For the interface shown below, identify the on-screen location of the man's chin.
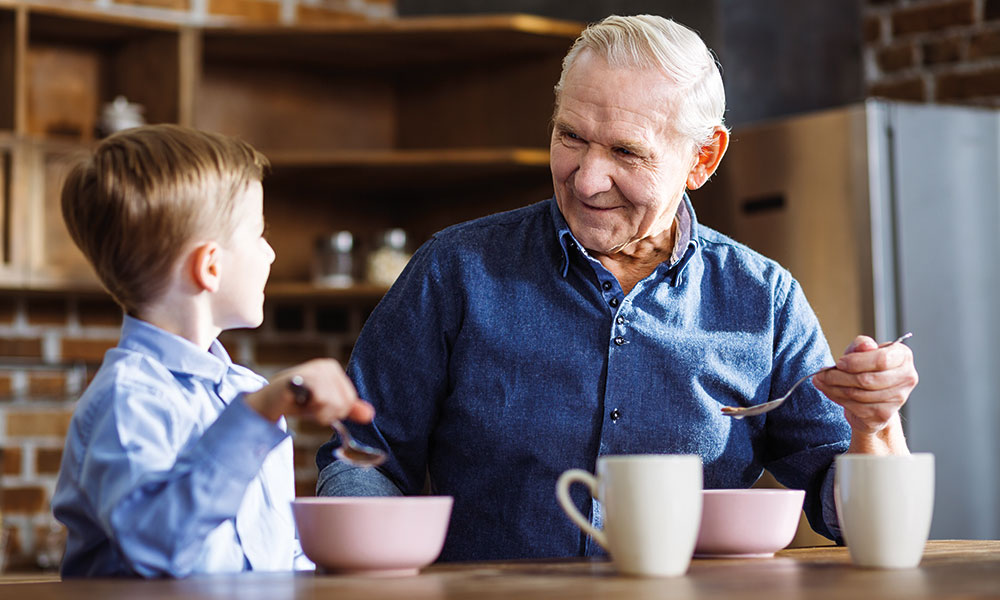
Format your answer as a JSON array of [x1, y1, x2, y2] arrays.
[[565, 220, 618, 251]]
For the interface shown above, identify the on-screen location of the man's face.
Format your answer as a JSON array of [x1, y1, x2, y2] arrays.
[[550, 50, 700, 256]]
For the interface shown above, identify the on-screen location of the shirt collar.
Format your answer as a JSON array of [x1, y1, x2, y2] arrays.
[[551, 195, 698, 279], [117, 315, 232, 384]]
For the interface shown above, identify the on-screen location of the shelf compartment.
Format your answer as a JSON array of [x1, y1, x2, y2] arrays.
[[22, 139, 98, 289], [196, 14, 580, 153], [0, 7, 16, 133], [25, 9, 183, 141], [0, 137, 15, 282], [199, 15, 582, 69], [264, 146, 550, 191], [194, 56, 396, 154], [260, 146, 554, 284]]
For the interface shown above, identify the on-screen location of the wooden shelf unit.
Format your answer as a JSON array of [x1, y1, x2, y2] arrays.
[[0, 2, 582, 295], [23, 8, 188, 141]]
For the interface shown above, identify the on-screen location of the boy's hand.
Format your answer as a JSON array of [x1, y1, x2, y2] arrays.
[[244, 358, 374, 424]]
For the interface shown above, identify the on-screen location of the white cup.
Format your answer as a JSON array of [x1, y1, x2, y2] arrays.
[[556, 454, 703, 577], [834, 453, 935, 568]]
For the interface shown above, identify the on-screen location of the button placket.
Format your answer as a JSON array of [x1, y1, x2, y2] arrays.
[[611, 303, 628, 347]]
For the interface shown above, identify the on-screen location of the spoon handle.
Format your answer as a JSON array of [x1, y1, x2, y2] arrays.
[[288, 375, 311, 406]]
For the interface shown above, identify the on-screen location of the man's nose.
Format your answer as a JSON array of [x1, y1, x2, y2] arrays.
[[572, 148, 614, 197]]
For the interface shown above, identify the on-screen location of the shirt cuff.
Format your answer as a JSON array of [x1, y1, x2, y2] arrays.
[[316, 460, 403, 497], [196, 394, 289, 481], [821, 461, 844, 544]]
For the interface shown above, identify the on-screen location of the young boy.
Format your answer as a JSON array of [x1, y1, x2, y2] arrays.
[[51, 124, 372, 578]]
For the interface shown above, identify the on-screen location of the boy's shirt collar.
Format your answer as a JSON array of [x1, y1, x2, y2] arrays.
[[118, 315, 232, 384]]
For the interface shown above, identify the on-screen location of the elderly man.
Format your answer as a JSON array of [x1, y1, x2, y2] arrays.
[[316, 14, 917, 561]]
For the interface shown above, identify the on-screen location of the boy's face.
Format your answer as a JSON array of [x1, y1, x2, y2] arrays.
[[213, 181, 275, 330]]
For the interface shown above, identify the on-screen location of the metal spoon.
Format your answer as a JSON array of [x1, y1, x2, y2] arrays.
[[720, 332, 913, 420], [287, 375, 387, 467]]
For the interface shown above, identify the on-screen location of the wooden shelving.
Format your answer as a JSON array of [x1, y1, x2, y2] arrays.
[[265, 147, 550, 191], [0, 7, 15, 133], [0, 2, 582, 295], [24, 9, 186, 141], [199, 14, 582, 68], [267, 147, 550, 168], [265, 282, 389, 301]]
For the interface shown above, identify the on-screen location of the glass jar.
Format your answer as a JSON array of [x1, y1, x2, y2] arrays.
[[366, 228, 412, 287], [313, 231, 355, 288]]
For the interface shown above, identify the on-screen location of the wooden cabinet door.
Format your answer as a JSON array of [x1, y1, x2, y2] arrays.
[[0, 138, 28, 286], [22, 141, 99, 290]]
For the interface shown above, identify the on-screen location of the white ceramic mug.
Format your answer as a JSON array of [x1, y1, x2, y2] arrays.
[[556, 454, 703, 577], [835, 453, 935, 568]]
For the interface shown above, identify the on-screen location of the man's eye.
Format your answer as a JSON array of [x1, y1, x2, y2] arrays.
[[615, 147, 634, 156], [563, 131, 581, 141]]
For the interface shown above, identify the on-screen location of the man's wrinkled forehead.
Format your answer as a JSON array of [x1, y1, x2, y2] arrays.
[[553, 51, 688, 145]]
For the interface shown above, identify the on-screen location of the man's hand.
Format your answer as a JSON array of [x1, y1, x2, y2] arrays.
[[812, 335, 918, 455]]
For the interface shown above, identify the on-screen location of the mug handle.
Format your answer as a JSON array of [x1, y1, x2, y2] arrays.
[[556, 469, 608, 551]]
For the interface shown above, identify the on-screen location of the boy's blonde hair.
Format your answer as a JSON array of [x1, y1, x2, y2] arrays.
[[61, 124, 269, 315]]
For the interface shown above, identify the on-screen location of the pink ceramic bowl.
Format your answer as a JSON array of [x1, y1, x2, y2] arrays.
[[292, 496, 453, 576], [695, 489, 805, 557]]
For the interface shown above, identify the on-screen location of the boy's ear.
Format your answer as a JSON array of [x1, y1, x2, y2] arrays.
[[190, 242, 222, 293]]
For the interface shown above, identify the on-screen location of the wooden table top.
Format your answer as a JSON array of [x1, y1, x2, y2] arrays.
[[0, 540, 997, 599]]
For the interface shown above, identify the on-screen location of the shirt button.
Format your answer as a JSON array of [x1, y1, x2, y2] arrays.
[[610, 408, 622, 421], [614, 336, 625, 346], [616, 316, 624, 325], [602, 281, 612, 291], [609, 297, 619, 308]]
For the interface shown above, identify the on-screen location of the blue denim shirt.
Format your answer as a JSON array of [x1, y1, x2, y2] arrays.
[[317, 196, 850, 561], [53, 316, 313, 577]]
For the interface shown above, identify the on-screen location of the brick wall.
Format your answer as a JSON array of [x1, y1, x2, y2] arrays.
[[865, 0, 1000, 104], [0, 292, 375, 571]]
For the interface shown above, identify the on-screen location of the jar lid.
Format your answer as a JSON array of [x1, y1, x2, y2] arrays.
[[317, 231, 354, 252], [377, 228, 407, 250]]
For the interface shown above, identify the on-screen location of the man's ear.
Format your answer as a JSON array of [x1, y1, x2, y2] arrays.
[[190, 242, 222, 293], [686, 127, 729, 190]]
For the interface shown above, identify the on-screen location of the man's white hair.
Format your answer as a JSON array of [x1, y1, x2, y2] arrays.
[[555, 14, 728, 148]]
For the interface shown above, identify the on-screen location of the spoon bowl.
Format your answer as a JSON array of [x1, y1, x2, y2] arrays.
[[288, 376, 387, 467], [330, 418, 386, 467]]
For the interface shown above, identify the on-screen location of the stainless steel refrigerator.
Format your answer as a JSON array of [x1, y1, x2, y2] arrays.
[[695, 100, 1000, 540]]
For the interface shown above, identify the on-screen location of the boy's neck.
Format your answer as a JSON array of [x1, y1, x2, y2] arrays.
[[137, 294, 221, 351]]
